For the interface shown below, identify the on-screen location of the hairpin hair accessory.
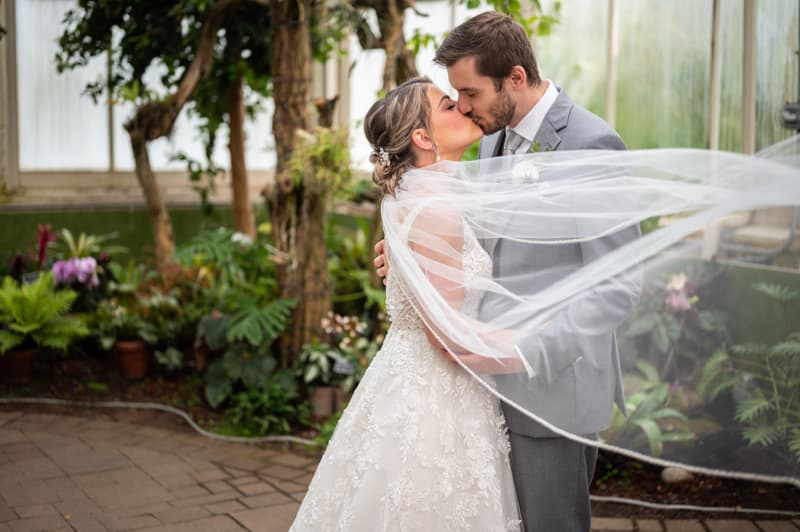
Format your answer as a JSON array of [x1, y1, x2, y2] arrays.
[[373, 147, 391, 169]]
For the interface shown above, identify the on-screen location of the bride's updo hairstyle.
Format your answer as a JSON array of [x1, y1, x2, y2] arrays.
[[364, 77, 434, 195]]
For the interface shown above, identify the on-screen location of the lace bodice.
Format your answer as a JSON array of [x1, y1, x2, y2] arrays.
[[385, 220, 492, 328]]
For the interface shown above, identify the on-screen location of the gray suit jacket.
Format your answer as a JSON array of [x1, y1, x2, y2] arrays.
[[478, 89, 640, 439]]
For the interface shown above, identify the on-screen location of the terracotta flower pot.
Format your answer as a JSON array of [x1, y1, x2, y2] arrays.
[[194, 345, 211, 372], [309, 386, 337, 420], [0, 347, 40, 384], [115, 340, 150, 379], [333, 387, 349, 411]]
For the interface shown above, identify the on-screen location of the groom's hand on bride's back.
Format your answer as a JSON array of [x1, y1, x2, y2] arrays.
[[373, 240, 388, 285]]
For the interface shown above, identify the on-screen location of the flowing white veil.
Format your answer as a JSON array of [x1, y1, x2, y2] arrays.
[[381, 136, 800, 491]]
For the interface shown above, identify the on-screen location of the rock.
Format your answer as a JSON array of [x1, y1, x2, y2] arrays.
[[661, 466, 694, 483]]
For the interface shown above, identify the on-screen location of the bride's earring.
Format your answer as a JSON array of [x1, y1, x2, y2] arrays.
[[435, 147, 440, 162]]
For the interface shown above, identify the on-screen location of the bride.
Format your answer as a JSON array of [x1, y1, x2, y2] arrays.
[[289, 77, 523, 531]]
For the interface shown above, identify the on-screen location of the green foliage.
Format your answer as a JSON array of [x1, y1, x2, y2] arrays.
[[205, 339, 282, 406], [697, 347, 738, 402], [406, 0, 560, 56], [155, 346, 184, 372], [195, 312, 230, 351], [175, 227, 279, 301], [640, 216, 661, 235], [604, 360, 694, 456], [620, 265, 730, 385], [0, 273, 88, 353], [92, 297, 159, 349], [56, 228, 127, 259], [312, 406, 345, 448], [752, 282, 799, 304], [54, 0, 278, 204], [205, 343, 277, 408], [296, 340, 343, 386], [173, 227, 295, 408], [57, 1, 203, 103], [227, 299, 296, 347], [698, 283, 800, 462], [198, 300, 295, 408], [171, 151, 225, 216], [297, 312, 386, 393], [327, 217, 385, 315], [225, 372, 309, 436], [287, 129, 352, 194]]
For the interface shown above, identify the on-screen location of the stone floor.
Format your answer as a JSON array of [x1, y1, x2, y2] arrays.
[[0, 409, 797, 532]]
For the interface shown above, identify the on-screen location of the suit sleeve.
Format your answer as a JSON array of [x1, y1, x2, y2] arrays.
[[515, 223, 642, 383], [516, 127, 639, 382]]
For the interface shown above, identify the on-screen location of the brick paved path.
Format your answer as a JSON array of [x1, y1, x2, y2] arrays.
[[0, 409, 797, 532]]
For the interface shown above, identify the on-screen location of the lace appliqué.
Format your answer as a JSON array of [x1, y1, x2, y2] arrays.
[[290, 223, 521, 532]]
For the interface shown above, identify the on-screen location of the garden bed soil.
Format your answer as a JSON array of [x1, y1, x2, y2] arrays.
[[1, 351, 797, 521]]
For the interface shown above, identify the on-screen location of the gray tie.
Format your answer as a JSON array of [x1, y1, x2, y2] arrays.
[[502, 129, 526, 156]]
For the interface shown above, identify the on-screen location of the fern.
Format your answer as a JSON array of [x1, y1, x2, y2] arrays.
[[227, 298, 297, 347], [698, 348, 735, 401], [771, 339, 800, 358], [752, 282, 798, 303], [742, 419, 788, 447], [33, 317, 89, 350], [731, 343, 768, 357], [735, 395, 775, 423], [0, 330, 23, 352], [790, 428, 800, 463], [0, 273, 87, 353]]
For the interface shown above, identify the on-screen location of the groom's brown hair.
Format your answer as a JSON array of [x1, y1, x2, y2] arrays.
[[434, 11, 541, 91]]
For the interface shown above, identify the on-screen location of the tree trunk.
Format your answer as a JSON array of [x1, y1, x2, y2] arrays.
[[266, 0, 331, 367], [227, 76, 255, 238], [129, 130, 174, 263], [123, 0, 246, 262], [0, 0, 6, 41], [353, 0, 419, 92]]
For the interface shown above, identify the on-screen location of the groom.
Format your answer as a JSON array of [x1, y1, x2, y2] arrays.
[[375, 11, 640, 532]]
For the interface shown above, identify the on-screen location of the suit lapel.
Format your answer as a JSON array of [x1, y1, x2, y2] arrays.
[[534, 119, 563, 152], [479, 129, 505, 159], [533, 89, 573, 152], [492, 129, 506, 157]]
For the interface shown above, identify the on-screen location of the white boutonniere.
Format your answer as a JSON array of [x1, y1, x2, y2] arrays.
[[511, 160, 540, 184]]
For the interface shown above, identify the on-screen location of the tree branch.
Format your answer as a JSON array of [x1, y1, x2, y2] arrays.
[[0, 0, 5, 41], [125, 0, 245, 140]]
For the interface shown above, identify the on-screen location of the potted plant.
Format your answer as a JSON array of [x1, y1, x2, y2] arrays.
[[297, 312, 386, 419], [0, 272, 88, 383], [94, 298, 158, 379], [296, 340, 344, 420], [194, 310, 230, 371]]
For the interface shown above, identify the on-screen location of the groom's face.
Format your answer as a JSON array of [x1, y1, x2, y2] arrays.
[[447, 56, 516, 135]]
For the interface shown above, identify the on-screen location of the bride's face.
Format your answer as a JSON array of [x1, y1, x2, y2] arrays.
[[426, 85, 482, 160]]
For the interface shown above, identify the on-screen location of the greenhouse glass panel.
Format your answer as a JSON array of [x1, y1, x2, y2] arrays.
[[615, 0, 712, 149], [17, 0, 109, 170]]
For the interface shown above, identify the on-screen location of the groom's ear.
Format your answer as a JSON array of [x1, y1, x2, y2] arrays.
[[411, 128, 435, 152], [508, 65, 527, 90]]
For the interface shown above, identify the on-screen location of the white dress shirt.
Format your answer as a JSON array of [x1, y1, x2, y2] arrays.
[[504, 80, 559, 154]]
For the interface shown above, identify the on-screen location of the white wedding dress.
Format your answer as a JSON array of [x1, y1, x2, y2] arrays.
[[289, 224, 521, 532]]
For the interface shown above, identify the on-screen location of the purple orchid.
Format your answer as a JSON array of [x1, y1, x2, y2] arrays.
[[52, 257, 99, 288]]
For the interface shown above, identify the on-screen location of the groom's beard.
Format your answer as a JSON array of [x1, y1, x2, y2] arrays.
[[472, 89, 516, 135]]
